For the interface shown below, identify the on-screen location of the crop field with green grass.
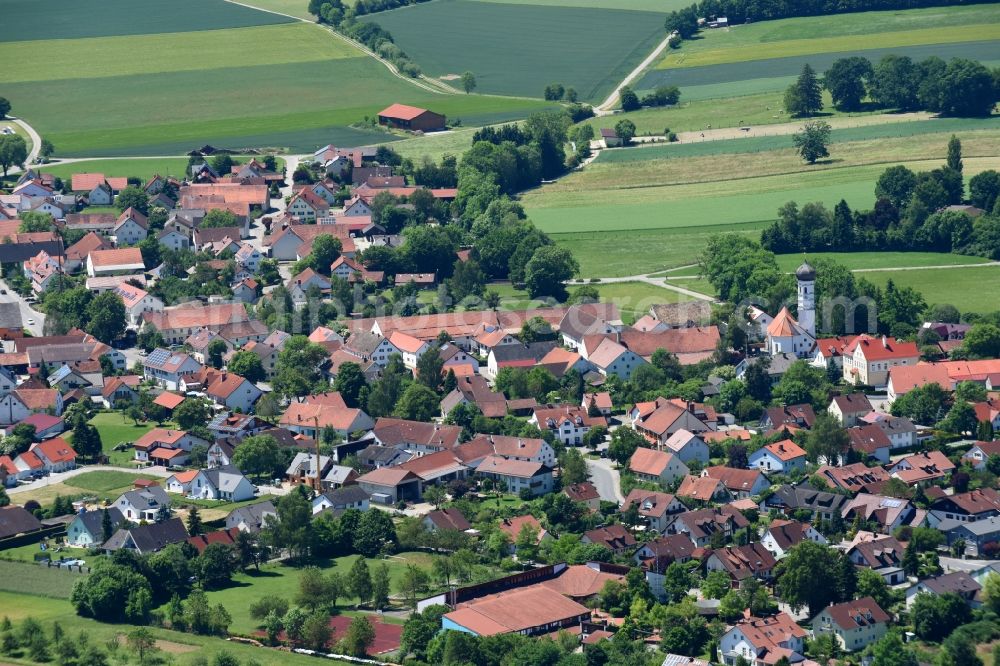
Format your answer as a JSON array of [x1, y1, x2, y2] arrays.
[[365, 0, 666, 101], [654, 5, 1000, 69], [774, 252, 991, 272], [1, 0, 551, 156], [233, 0, 317, 19], [0, 0, 294, 42], [0, 561, 86, 599], [596, 117, 1000, 162], [639, 39, 1000, 92], [863, 265, 1000, 313]]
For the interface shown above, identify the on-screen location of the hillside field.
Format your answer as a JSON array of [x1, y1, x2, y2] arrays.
[[0, 0, 551, 156], [365, 0, 667, 101], [863, 265, 1000, 313]]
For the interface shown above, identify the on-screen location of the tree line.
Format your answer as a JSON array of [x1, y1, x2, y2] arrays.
[[785, 56, 998, 117], [308, 0, 424, 77], [665, 0, 987, 41], [761, 137, 1000, 260]]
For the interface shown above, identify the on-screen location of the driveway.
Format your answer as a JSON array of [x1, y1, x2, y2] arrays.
[[586, 456, 624, 504], [0, 280, 45, 336], [939, 555, 1000, 573]]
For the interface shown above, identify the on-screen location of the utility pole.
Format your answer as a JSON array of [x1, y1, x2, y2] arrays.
[[313, 415, 322, 493]]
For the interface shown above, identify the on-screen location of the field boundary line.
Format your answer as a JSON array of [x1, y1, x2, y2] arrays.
[[222, 0, 451, 95]]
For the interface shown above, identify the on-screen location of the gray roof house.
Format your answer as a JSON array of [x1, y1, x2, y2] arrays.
[[66, 507, 125, 548], [189, 465, 256, 502], [938, 515, 1000, 557], [103, 517, 188, 554], [311, 485, 370, 515], [115, 486, 171, 523], [225, 500, 276, 533]]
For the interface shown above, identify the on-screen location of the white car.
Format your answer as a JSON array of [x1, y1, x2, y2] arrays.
[[27, 319, 35, 325]]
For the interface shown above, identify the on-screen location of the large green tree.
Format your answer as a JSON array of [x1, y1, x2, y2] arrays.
[[231, 435, 282, 480], [84, 291, 127, 343], [524, 246, 578, 300], [824, 56, 872, 111], [784, 64, 823, 116], [0, 135, 27, 177], [793, 121, 832, 164], [775, 541, 854, 616]]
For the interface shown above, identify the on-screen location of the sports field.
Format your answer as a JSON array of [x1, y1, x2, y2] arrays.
[[365, 0, 666, 101], [0, 0, 550, 156]]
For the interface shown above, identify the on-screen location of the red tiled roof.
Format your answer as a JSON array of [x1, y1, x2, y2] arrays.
[[186, 527, 240, 554], [31, 437, 76, 464], [153, 392, 185, 409], [378, 103, 431, 121]]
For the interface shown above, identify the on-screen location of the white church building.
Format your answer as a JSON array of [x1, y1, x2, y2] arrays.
[[765, 261, 817, 358]]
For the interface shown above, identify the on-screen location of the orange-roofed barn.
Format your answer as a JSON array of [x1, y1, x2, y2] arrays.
[[377, 104, 446, 132]]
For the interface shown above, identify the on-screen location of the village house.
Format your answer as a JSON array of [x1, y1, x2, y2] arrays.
[[142, 349, 203, 390], [761, 518, 827, 559], [114, 486, 172, 523], [760, 404, 815, 432], [113, 208, 148, 245], [356, 467, 423, 504], [847, 425, 893, 464], [816, 463, 891, 494], [842, 335, 919, 387], [582, 524, 636, 555], [475, 455, 554, 497], [312, 485, 370, 516], [0, 388, 64, 425], [671, 507, 748, 547], [846, 534, 906, 584], [889, 450, 955, 486], [927, 487, 1000, 527], [498, 515, 551, 555], [859, 412, 918, 449], [623, 488, 686, 533], [15, 437, 77, 476], [661, 429, 710, 465], [66, 508, 126, 548], [185, 465, 256, 502], [103, 518, 188, 554], [564, 481, 602, 512], [530, 405, 606, 447], [182, 368, 262, 413], [140, 302, 250, 346], [422, 507, 472, 533], [905, 571, 981, 609], [677, 475, 732, 505], [811, 597, 889, 651], [719, 612, 808, 666], [114, 282, 163, 327], [703, 466, 770, 499], [761, 484, 849, 521], [829, 393, 874, 427], [632, 398, 715, 444], [747, 439, 807, 474], [706, 542, 777, 584], [86, 248, 144, 277], [628, 447, 689, 485], [226, 501, 276, 533], [634, 534, 695, 583]]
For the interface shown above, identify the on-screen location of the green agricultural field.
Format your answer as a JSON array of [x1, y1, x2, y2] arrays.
[[0, 0, 294, 42], [863, 265, 1000, 313], [471, 0, 686, 9], [233, 0, 317, 19], [366, 0, 666, 101], [774, 252, 990, 272], [552, 221, 767, 278], [639, 39, 1000, 92], [0, 561, 85, 599], [595, 117, 1000, 163], [654, 4, 1000, 69], [0, 590, 353, 665]]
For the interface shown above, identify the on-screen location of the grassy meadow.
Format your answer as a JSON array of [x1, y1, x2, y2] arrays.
[[653, 4, 1000, 69], [366, 0, 666, 101], [470, 0, 687, 8], [862, 265, 1000, 313]]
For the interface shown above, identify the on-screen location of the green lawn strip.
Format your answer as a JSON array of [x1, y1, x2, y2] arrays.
[[862, 265, 1000, 313], [204, 553, 446, 635], [775, 252, 990, 272], [366, 0, 666, 101], [66, 413, 156, 466], [592, 281, 692, 324], [380, 127, 482, 163], [596, 116, 1000, 162], [668, 277, 717, 296], [64, 470, 162, 494], [0, 24, 359, 83], [549, 222, 767, 277], [655, 5, 1000, 64], [225, 0, 317, 20], [0, 542, 91, 564], [0, 561, 85, 599], [0, 591, 352, 665], [0, 0, 293, 43], [640, 39, 1000, 91]]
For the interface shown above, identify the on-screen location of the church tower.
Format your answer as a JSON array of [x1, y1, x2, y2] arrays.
[[796, 261, 816, 337]]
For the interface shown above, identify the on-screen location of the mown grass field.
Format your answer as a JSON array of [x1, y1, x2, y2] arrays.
[[204, 552, 444, 634], [0, 0, 294, 42], [595, 117, 1000, 162], [1, 0, 551, 156], [532, 147, 1000, 276], [0, 561, 85, 599], [0, 590, 353, 665], [78, 412, 157, 466], [366, 0, 666, 101], [863, 265, 1000, 313], [773, 252, 990, 272], [233, 0, 317, 19], [39, 156, 286, 182], [8, 469, 161, 506], [654, 4, 1000, 69]]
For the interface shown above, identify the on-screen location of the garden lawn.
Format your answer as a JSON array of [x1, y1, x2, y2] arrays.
[[590, 282, 693, 324], [654, 4, 1000, 68], [862, 265, 1000, 313], [366, 0, 666, 101], [0, 590, 353, 665], [0, 0, 293, 42], [64, 470, 161, 494], [82, 412, 157, 465], [204, 552, 445, 635]]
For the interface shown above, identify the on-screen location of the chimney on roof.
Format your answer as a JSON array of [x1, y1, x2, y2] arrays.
[[882, 335, 888, 347], [687, 401, 695, 414]]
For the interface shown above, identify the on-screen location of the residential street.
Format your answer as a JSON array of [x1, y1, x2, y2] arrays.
[[0, 278, 45, 336], [586, 456, 624, 504]]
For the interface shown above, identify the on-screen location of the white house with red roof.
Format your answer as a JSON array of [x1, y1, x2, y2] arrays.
[[811, 597, 889, 651], [113, 282, 163, 326], [628, 447, 689, 485], [287, 268, 331, 305], [113, 207, 148, 245], [475, 455, 554, 497], [962, 440, 1000, 471], [287, 189, 331, 221], [747, 439, 807, 474], [20, 437, 77, 474], [719, 612, 809, 666], [530, 405, 606, 446], [86, 247, 145, 277], [388, 331, 428, 370], [842, 334, 919, 387], [0, 388, 63, 425]]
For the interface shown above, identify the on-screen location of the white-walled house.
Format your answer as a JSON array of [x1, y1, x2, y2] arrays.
[[747, 439, 807, 474], [811, 598, 889, 652], [662, 429, 710, 465], [187, 465, 256, 502]]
